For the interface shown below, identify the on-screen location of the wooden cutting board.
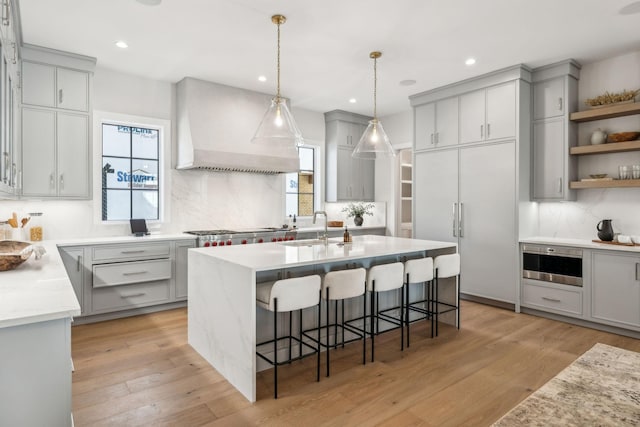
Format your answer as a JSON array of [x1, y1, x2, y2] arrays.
[[592, 239, 639, 246]]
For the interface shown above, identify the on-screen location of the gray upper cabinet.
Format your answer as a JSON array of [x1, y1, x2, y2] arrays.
[[414, 97, 458, 151], [531, 60, 580, 202], [325, 110, 375, 202], [22, 61, 89, 112], [20, 45, 95, 199], [459, 82, 516, 144]]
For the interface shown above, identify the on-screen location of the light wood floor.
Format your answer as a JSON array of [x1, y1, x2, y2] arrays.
[[71, 301, 640, 426]]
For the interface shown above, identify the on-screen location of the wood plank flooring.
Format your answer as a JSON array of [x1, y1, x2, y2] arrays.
[[71, 302, 640, 426]]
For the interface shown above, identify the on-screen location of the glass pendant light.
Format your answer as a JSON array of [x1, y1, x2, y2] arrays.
[[352, 51, 395, 159], [252, 15, 304, 149]]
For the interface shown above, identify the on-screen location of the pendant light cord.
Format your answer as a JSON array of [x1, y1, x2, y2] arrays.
[[276, 20, 281, 102], [373, 56, 377, 120]]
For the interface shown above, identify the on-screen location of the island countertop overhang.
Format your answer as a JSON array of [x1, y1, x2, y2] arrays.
[[190, 235, 458, 271]]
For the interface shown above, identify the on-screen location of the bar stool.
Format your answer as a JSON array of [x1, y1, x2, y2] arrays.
[[317, 268, 367, 377], [433, 253, 461, 337], [360, 262, 405, 362], [255, 275, 322, 399], [403, 257, 435, 346]]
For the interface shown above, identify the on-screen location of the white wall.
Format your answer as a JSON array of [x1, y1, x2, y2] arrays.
[[538, 50, 640, 239], [2, 66, 325, 239]]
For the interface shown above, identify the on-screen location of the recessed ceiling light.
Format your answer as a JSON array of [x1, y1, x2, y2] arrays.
[[399, 79, 416, 86], [349, 98, 357, 103], [115, 41, 128, 49], [136, 0, 162, 6], [258, 75, 267, 82], [619, 1, 640, 14], [465, 57, 476, 66]]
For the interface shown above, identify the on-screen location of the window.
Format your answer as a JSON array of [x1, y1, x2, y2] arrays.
[[101, 124, 160, 221], [285, 146, 315, 217]]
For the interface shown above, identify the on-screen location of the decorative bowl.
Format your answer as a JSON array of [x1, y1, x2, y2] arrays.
[[607, 132, 640, 143], [589, 174, 608, 179], [0, 241, 35, 271]]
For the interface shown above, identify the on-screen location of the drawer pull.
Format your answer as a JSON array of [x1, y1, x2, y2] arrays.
[[121, 250, 145, 254], [122, 270, 148, 276], [542, 296, 561, 303], [120, 292, 146, 298]]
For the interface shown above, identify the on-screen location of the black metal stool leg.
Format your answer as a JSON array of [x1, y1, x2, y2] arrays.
[[273, 298, 278, 399], [326, 287, 330, 377], [405, 274, 410, 348], [400, 286, 404, 351], [317, 290, 321, 382], [362, 290, 367, 365], [288, 311, 293, 363], [371, 282, 375, 363]]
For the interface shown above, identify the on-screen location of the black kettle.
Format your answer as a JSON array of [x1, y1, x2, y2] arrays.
[[597, 219, 614, 241]]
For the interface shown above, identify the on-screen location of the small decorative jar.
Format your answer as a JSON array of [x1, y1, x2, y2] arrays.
[[28, 212, 44, 241]]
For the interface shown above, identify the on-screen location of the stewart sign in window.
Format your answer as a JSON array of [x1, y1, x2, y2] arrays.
[[102, 124, 160, 221]]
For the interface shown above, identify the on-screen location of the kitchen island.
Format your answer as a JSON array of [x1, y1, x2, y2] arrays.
[[188, 235, 457, 402]]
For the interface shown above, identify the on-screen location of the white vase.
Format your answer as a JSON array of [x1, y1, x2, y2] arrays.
[[590, 128, 607, 145]]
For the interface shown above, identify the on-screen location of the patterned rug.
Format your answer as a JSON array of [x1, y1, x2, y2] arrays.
[[492, 343, 640, 426]]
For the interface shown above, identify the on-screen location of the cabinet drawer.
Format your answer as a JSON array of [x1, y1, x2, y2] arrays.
[[522, 283, 582, 316], [92, 243, 170, 262], [93, 259, 171, 288], [92, 280, 171, 312]]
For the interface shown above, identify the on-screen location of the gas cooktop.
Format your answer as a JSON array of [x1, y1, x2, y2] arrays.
[[185, 230, 237, 235]]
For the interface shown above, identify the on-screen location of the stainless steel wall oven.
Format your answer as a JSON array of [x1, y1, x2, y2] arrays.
[[522, 244, 583, 287]]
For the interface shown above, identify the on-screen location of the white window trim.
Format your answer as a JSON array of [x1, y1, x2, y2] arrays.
[[285, 140, 323, 219], [93, 110, 171, 226]]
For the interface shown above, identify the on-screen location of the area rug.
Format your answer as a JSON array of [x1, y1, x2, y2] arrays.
[[492, 343, 640, 426]]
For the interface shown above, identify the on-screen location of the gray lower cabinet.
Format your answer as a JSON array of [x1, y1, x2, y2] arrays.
[[592, 252, 640, 330], [59, 238, 196, 320], [0, 317, 73, 427], [175, 240, 196, 300]]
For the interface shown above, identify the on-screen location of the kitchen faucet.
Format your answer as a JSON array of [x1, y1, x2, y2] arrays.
[[313, 211, 328, 243]]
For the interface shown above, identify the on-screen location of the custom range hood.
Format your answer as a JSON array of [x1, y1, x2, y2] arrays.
[[176, 77, 299, 174]]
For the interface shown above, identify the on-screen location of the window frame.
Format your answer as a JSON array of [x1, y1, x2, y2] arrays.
[[285, 144, 316, 217]]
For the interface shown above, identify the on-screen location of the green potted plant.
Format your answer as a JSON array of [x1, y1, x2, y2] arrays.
[[342, 202, 374, 226]]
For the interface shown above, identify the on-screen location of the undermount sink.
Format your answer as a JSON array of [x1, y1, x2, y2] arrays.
[[279, 239, 335, 247]]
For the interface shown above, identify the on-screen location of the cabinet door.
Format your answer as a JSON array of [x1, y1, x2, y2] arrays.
[[175, 241, 196, 299], [486, 82, 516, 141], [336, 120, 352, 147], [57, 68, 89, 112], [57, 112, 89, 198], [336, 147, 352, 200], [21, 108, 56, 196], [59, 248, 84, 314], [533, 119, 564, 200], [414, 103, 436, 150], [533, 78, 564, 120], [592, 252, 640, 328], [351, 122, 366, 147], [414, 149, 458, 243], [360, 158, 375, 201], [435, 97, 459, 147], [459, 90, 485, 144], [459, 142, 516, 303], [21, 61, 56, 108]]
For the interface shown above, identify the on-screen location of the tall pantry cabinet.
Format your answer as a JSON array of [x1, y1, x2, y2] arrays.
[[21, 45, 95, 199], [410, 65, 533, 305]]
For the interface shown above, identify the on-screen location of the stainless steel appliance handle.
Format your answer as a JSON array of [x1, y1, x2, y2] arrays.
[[122, 271, 148, 276], [557, 177, 562, 194], [542, 296, 561, 303], [452, 202, 457, 237], [459, 202, 464, 237]]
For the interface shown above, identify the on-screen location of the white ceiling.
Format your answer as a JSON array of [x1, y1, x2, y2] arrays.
[[17, 0, 640, 116]]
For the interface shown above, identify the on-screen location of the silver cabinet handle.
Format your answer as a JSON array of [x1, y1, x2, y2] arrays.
[[76, 255, 82, 272], [480, 124, 484, 139], [11, 163, 16, 186], [2, 1, 9, 26], [636, 263, 639, 281], [50, 173, 55, 189], [459, 202, 464, 237], [122, 271, 148, 276], [452, 202, 457, 237], [430, 133, 434, 145], [121, 250, 145, 254], [557, 177, 562, 194], [11, 42, 16, 64], [542, 296, 561, 303], [59, 89, 63, 104], [558, 97, 563, 111], [435, 132, 439, 144], [2, 152, 8, 182], [487, 123, 491, 138], [120, 292, 146, 298], [60, 174, 64, 190]]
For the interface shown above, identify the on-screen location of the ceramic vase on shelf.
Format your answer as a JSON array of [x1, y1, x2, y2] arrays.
[[354, 214, 364, 226], [597, 219, 614, 241], [590, 128, 607, 145]]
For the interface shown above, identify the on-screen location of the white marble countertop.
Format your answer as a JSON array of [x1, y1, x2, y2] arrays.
[[56, 233, 196, 247], [520, 236, 640, 253], [0, 233, 196, 329], [191, 234, 456, 271], [0, 241, 80, 329]]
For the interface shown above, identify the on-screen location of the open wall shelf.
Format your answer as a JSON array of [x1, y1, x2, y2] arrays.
[[570, 102, 640, 122]]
